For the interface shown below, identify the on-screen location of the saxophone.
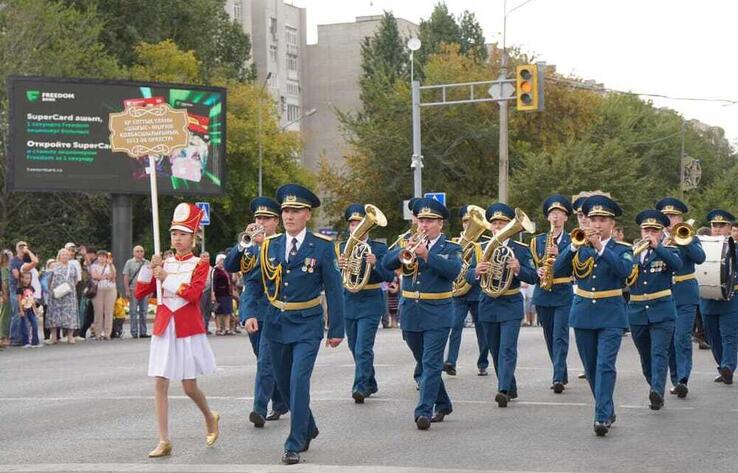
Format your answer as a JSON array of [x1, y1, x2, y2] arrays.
[[538, 223, 557, 291]]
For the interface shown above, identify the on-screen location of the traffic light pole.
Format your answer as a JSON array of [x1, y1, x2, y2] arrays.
[[498, 53, 510, 203], [411, 80, 423, 198]]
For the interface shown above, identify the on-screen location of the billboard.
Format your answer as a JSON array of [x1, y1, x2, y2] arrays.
[[6, 76, 227, 195]]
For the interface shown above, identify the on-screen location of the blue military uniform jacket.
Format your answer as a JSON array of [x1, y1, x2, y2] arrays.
[[627, 244, 682, 325], [337, 239, 394, 320], [256, 232, 345, 344], [384, 234, 462, 331], [554, 239, 634, 329], [701, 245, 738, 315], [465, 240, 539, 323], [224, 244, 264, 323], [672, 239, 706, 307], [530, 231, 573, 307]]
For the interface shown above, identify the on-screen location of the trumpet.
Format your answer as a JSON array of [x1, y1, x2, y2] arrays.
[[671, 219, 696, 246], [238, 223, 265, 249], [570, 228, 599, 247], [399, 230, 428, 266], [632, 238, 652, 256]]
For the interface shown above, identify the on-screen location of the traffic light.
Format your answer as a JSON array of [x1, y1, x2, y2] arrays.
[[516, 63, 545, 112]]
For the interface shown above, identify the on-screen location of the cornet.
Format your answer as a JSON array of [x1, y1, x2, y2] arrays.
[[399, 231, 428, 266], [238, 223, 265, 249], [632, 238, 652, 256], [570, 228, 599, 247]]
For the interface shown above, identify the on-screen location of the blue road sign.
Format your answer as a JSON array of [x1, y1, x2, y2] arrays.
[[424, 192, 446, 206], [195, 202, 210, 226]]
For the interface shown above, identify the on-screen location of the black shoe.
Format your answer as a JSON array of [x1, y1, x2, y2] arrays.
[[594, 421, 609, 437], [649, 391, 664, 410], [672, 383, 688, 398], [478, 367, 488, 376], [552, 382, 565, 394], [698, 341, 711, 350], [509, 389, 518, 400], [301, 428, 319, 452], [443, 363, 456, 376], [249, 411, 266, 428], [714, 375, 725, 383], [431, 409, 452, 423], [416, 416, 431, 430], [140, 334, 151, 338], [266, 409, 287, 421], [719, 366, 734, 385], [578, 372, 587, 380], [281, 451, 300, 465], [495, 392, 509, 408], [352, 391, 366, 404], [607, 414, 617, 426]]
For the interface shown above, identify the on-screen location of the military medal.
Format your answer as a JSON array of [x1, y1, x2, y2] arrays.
[[308, 257, 316, 273], [302, 257, 310, 272]]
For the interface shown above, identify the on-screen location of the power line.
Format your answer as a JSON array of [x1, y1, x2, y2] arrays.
[[548, 76, 738, 105]]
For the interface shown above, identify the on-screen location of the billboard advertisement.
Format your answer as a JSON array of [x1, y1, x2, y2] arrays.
[[7, 76, 226, 195]]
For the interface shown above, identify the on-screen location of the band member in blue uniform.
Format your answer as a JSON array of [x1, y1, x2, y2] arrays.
[[554, 195, 633, 436], [656, 198, 706, 398], [337, 204, 394, 403], [384, 198, 462, 429], [700, 209, 738, 385], [445, 205, 490, 377], [244, 184, 345, 465], [626, 210, 682, 410], [466, 203, 538, 407], [225, 197, 289, 427], [530, 195, 574, 393]]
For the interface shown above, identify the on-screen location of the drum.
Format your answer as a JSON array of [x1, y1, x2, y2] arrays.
[[695, 236, 737, 301]]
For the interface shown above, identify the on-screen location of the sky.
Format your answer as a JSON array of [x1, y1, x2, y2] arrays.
[[291, 0, 738, 149]]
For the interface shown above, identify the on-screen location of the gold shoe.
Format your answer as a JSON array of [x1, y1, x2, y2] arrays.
[[206, 411, 220, 446], [148, 441, 172, 458]]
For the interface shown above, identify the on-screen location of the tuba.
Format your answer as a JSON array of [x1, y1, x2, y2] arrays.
[[341, 204, 388, 293], [479, 208, 535, 298], [239, 223, 265, 249], [452, 206, 491, 297]]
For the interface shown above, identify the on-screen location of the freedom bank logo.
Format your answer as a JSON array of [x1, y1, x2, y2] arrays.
[[26, 90, 75, 102]]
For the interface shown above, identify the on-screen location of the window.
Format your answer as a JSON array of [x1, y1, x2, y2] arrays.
[[285, 26, 297, 46], [286, 81, 300, 96], [233, 2, 241, 20], [269, 17, 277, 39], [287, 104, 300, 122], [287, 54, 298, 72], [269, 45, 277, 62]]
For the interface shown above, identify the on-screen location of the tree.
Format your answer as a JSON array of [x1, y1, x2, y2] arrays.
[[63, 0, 254, 82], [130, 40, 201, 84], [459, 11, 488, 63], [0, 0, 122, 255]]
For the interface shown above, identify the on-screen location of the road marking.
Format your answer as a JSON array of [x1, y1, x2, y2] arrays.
[[0, 463, 591, 473]]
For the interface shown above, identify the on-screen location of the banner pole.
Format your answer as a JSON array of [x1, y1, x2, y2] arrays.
[[148, 155, 163, 304]]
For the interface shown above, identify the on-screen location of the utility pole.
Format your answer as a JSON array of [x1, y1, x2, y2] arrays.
[[498, 52, 510, 203], [411, 80, 423, 198], [679, 120, 686, 199]]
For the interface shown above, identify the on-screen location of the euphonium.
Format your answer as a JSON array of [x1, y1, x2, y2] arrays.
[[671, 219, 696, 246], [239, 223, 265, 248], [452, 206, 491, 297], [539, 223, 557, 291], [479, 208, 535, 298], [341, 204, 388, 293], [399, 230, 428, 266]]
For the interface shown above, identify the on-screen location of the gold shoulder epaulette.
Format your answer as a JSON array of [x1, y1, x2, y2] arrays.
[[615, 240, 632, 247], [266, 233, 282, 240], [312, 232, 333, 242], [446, 239, 461, 248]]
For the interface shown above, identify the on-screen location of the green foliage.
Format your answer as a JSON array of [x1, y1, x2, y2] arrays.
[[63, 0, 254, 82], [416, 3, 487, 69], [322, 20, 736, 243]]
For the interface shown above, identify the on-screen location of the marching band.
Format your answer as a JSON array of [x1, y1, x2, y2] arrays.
[[142, 184, 738, 463]]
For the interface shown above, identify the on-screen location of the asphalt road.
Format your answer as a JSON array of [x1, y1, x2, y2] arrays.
[[1, 325, 737, 473]]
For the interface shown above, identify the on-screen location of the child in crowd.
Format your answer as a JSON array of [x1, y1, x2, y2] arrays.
[[112, 294, 127, 338], [16, 272, 41, 347]]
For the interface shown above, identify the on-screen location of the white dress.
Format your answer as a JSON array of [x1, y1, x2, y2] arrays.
[[141, 256, 217, 380]]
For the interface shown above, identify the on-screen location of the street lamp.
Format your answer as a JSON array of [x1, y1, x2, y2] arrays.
[[407, 37, 423, 198], [280, 107, 317, 131], [258, 72, 272, 197]]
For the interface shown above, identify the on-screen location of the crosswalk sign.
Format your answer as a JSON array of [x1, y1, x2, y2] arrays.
[[424, 192, 446, 206], [195, 202, 210, 226]]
